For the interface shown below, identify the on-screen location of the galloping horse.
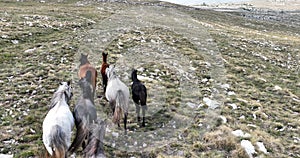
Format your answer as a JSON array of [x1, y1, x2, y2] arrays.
[[42, 82, 74, 158], [78, 54, 97, 101], [101, 52, 109, 93], [131, 69, 148, 127], [69, 74, 97, 153], [83, 119, 107, 158], [105, 66, 130, 131]]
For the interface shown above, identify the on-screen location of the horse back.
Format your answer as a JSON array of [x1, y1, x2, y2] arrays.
[[78, 64, 97, 89], [132, 82, 147, 105]]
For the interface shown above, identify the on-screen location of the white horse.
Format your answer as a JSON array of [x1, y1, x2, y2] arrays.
[[105, 66, 130, 131], [42, 81, 74, 158]]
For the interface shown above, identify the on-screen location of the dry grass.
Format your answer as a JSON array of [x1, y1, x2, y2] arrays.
[[0, 0, 299, 157]]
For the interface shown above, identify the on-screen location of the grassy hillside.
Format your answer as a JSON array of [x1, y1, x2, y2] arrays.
[[0, 0, 299, 157]]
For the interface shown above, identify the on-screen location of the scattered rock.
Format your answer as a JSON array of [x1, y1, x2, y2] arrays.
[[252, 113, 256, 120], [247, 124, 257, 129], [274, 85, 282, 91], [186, 102, 197, 108], [218, 115, 227, 123], [201, 78, 209, 83], [220, 83, 230, 90], [24, 48, 37, 53], [0, 154, 13, 158], [112, 132, 119, 138], [203, 97, 220, 109], [232, 129, 251, 138], [256, 142, 268, 154], [227, 103, 237, 110], [293, 137, 300, 143], [241, 140, 256, 158], [137, 75, 153, 82], [227, 91, 235, 96], [11, 40, 19, 44], [143, 143, 147, 147]]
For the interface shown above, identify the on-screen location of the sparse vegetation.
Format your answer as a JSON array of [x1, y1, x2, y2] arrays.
[[0, 0, 299, 157]]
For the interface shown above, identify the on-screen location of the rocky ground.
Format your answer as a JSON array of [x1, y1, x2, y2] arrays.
[[0, 0, 299, 157]]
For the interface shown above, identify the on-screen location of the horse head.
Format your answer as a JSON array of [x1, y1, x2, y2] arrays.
[[131, 69, 138, 82], [60, 81, 73, 101], [79, 54, 90, 66], [105, 65, 116, 80], [102, 52, 108, 63], [50, 81, 72, 109]]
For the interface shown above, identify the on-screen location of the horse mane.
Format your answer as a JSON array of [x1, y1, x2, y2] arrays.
[[49, 84, 70, 109]]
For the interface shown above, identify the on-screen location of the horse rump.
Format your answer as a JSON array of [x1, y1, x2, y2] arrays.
[[45, 125, 67, 158], [113, 90, 125, 124], [139, 88, 147, 106]]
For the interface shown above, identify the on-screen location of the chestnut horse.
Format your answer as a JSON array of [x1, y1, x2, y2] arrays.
[[78, 54, 97, 101], [101, 52, 109, 93]]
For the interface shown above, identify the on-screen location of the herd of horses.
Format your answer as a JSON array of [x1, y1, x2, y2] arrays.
[[42, 53, 148, 157]]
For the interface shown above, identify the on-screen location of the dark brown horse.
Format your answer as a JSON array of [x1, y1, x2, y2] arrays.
[[100, 52, 109, 93], [78, 54, 97, 101]]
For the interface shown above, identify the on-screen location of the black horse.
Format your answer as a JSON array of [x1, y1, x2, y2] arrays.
[[131, 69, 147, 127]]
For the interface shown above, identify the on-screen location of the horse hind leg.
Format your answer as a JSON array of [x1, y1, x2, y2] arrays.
[[124, 112, 128, 134], [141, 105, 147, 127], [135, 102, 141, 122]]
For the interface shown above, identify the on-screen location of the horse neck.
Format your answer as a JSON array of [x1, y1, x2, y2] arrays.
[[81, 85, 93, 100], [50, 92, 68, 109], [108, 72, 118, 81], [102, 55, 107, 63], [132, 73, 139, 82]]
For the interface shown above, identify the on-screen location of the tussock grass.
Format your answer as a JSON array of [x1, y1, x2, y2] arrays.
[[0, 0, 299, 157]]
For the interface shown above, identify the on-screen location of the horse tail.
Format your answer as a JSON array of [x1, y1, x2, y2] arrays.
[[139, 87, 147, 106], [113, 90, 125, 124], [69, 116, 89, 153], [50, 125, 67, 158], [84, 119, 107, 157]]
